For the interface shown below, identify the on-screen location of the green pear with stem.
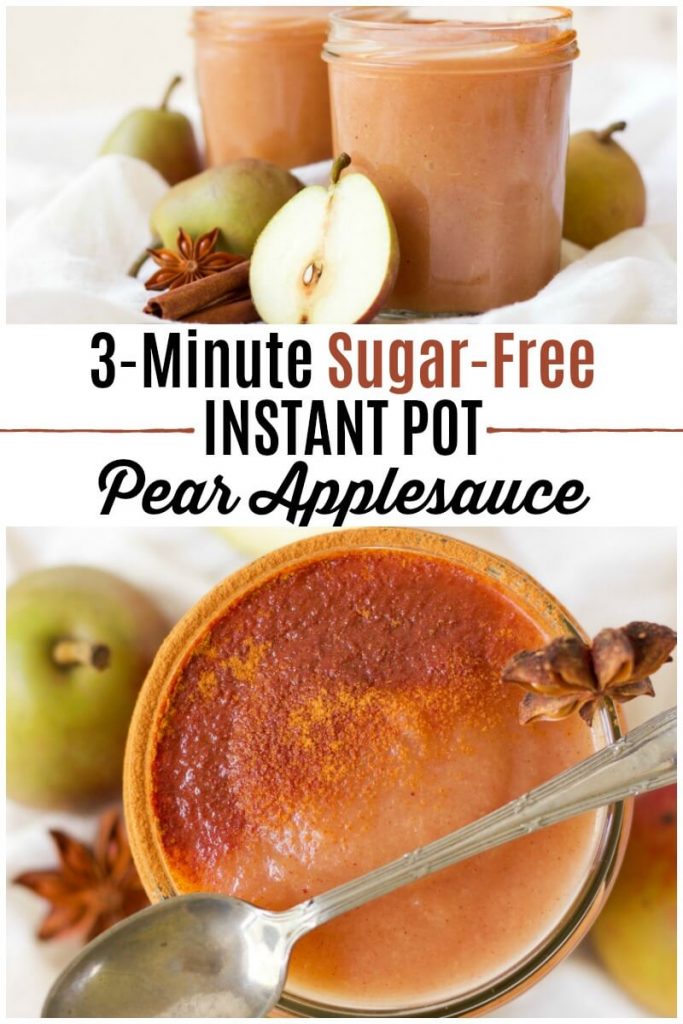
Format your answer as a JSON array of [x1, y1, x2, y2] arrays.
[[100, 75, 202, 186], [149, 159, 303, 257], [129, 159, 302, 278], [6, 566, 168, 810], [563, 121, 646, 249], [249, 154, 400, 324]]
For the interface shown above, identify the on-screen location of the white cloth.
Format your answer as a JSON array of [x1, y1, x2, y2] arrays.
[[6, 525, 676, 1017], [6, 59, 676, 324], [7, 156, 167, 324]]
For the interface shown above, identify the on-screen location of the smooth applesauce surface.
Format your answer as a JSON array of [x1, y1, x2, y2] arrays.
[[151, 550, 598, 1009]]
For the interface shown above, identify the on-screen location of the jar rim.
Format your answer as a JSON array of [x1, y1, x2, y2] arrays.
[[193, 6, 332, 42], [324, 6, 579, 66], [330, 5, 574, 31]]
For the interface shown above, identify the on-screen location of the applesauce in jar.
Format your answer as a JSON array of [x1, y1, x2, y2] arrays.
[[193, 7, 334, 169], [324, 7, 579, 315], [126, 530, 627, 1017]]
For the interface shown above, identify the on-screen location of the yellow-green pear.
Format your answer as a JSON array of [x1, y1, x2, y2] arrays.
[[592, 785, 676, 1016], [563, 121, 646, 248], [6, 566, 168, 810], [150, 160, 303, 256], [100, 75, 202, 186]]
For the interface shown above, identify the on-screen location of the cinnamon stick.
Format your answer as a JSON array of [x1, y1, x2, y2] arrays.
[[144, 261, 251, 320], [180, 297, 258, 324]]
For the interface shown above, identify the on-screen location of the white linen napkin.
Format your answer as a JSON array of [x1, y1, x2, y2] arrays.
[[7, 156, 166, 324]]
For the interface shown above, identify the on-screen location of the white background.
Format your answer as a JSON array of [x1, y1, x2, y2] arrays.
[[0, 324, 681, 526]]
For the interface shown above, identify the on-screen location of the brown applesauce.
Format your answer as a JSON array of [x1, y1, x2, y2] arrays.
[[193, 7, 334, 169], [324, 7, 579, 315], [150, 547, 599, 1010]]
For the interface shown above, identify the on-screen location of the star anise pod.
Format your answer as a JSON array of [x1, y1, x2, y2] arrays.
[[502, 622, 676, 727], [14, 808, 149, 942], [145, 227, 241, 291]]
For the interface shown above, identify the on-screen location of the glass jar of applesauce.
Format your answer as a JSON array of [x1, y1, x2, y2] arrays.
[[193, 7, 334, 169], [126, 528, 629, 1018], [324, 7, 579, 316]]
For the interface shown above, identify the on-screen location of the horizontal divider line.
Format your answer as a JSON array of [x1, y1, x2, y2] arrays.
[[0, 427, 195, 434], [487, 427, 683, 434]]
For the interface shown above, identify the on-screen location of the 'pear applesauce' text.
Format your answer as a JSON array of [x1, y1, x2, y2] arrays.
[[91, 328, 595, 524]]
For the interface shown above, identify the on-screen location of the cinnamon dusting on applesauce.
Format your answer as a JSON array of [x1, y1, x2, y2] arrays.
[[151, 550, 544, 888], [226, 638, 270, 683], [196, 668, 218, 700]]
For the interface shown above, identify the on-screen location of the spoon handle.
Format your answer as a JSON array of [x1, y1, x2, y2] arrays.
[[293, 707, 676, 934]]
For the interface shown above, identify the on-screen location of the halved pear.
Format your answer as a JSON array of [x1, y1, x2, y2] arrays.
[[250, 154, 399, 324]]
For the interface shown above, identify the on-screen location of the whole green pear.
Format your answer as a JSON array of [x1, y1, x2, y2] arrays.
[[563, 121, 646, 249], [100, 75, 202, 186], [151, 159, 303, 256], [6, 566, 168, 810]]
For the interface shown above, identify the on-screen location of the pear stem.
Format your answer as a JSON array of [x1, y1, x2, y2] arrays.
[[597, 121, 627, 144], [330, 153, 352, 186], [128, 238, 160, 280], [52, 640, 111, 671], [160, 75, 183, 112]]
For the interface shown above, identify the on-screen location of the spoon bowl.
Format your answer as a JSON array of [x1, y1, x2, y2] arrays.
[[43, 894, 293, 1018]]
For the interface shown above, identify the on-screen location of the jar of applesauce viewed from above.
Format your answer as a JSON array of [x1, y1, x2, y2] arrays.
[[125, 529, 628, 1017], [324, 8, 579, 316], [193, 7, 334, 169]]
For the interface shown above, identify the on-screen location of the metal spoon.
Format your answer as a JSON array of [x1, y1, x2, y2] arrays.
[[43, 707, 676, 1018]]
